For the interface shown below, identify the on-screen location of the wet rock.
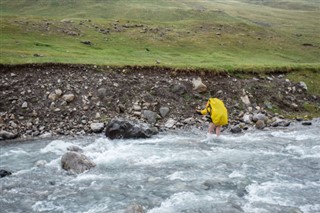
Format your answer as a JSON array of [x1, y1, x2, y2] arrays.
[[90, 122, 105, 133], [0, 169, 12, 178], [0, 130, 18, 140], [105, 119, 158, 140], [35, 160, 47, 167], [67, 145, 83, 153], [61, 151, 96, 174], [302, 121, 312, 126], [125, 204, 145, 213], [230, 126, 242, 134]]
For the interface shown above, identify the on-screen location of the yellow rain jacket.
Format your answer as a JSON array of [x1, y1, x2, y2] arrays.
[[200, 98, 228, 126]]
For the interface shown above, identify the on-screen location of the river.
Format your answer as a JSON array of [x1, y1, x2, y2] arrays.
[[1, 119, 320, 213]]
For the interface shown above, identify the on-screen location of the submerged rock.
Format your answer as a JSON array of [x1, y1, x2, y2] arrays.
[[125, 204, 145, 213], [61, 151, 96, 174]]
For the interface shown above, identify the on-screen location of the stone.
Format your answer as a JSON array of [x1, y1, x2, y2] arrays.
[[22, 101, 28, 109], [302, 121, 312, 126], [182, 117, 195, 124], [241, 95, 250, 105], [243, 114, 252, 124], [159, 107, 170, 117], [105, 119, 158, 140], [299, 81, 307, 91], [0, 169, 12, 178], [255, 120, 265, 129], [142, 110, 158, 125], [62, 94, 75, 103], [0, 130, 18, 140], [55, 89, 63, 97], [125, 204, 145, 213], [61, 151, 96, 174], [133, 104, 141, 111], [230, 126, 242, 134], [252, 113, 266, 122], [90, 122, 105, 133], [165, 118, 176, 128], [192, 77, 207, 93], [48, 92, 58, 101], [172, 84, 187, 95]]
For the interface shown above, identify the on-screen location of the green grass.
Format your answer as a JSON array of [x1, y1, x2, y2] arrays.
[[0, 0, 319, 71]]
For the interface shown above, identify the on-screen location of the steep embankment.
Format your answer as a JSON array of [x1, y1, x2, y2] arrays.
[[0, 64, 319, 140]]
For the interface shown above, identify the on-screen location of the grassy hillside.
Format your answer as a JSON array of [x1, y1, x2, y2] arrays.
[[0, 0, 319, 70]]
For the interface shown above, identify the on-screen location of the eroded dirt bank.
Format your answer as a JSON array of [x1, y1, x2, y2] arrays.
[[0, 64, 318, 140]]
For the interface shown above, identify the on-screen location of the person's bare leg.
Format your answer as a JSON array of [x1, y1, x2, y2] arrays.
[[208, 123, 216, 134], [215, 126, 221, 137]]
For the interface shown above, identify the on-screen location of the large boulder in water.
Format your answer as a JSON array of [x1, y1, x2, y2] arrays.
[[0, 169, 12, 178], [105, 119, 158, 140], [61, 151, 96, 174]]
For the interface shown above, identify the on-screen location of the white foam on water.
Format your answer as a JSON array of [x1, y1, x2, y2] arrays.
[[271, 130, 318, 141], [166, 171, 190, 181], [40, 140, 75, 155], [228, 170, 244, 178], [300, 204, 320, 213], [1, 148, 30, 157], [243, 181, 310, 212], [71, 173, 109, 182], [82, 202, 110, 213], [285, 145, 320, 159], [32, 201, 65, 212], [147, 191, 214, 213]]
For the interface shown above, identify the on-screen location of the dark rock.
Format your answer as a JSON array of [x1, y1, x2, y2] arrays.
[[302, 121, 312, 126], [230, 126, 242, 134], [81, 40, 93, 45], [172, 84, 187, 95], [61, 151, 96, 174], [0, 169, 12, 178], [105, 119, 158, 140]]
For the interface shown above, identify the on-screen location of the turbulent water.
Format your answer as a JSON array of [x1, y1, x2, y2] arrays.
[[1, 120, 320, 213]]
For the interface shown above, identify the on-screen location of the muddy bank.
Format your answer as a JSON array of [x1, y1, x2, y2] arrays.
[[0, 63, 318, 140]]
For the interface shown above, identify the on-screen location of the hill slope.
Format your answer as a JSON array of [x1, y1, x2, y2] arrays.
[[0, 0, 319, 70]]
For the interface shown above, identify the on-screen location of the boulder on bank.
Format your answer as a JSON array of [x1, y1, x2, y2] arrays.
[[105, 119, 158, 140], [61, 151, 96, 174], [0, 130, 18, 140]]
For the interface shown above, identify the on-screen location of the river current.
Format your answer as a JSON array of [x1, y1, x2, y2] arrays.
[[1, 119, 320, 213]]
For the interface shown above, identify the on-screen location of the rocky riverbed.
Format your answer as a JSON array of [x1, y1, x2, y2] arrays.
[[0, 63, 318, 140]]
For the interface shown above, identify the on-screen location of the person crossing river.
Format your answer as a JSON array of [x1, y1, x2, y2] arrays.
[[196, 98, 228, 137]]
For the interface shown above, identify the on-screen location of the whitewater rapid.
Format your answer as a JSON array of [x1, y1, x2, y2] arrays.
[[1, 119, 319, 213]]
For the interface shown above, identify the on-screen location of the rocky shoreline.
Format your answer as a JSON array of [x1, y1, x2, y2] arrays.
[[0, 64, 318, 141]]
